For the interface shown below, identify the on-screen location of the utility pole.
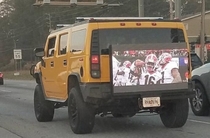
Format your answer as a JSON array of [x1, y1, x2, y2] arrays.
[[169, 0, 173, 20], [45, 13, 52, 32], [175, 0, 181, 19], [200, 0, 206, 63], [13, 38, 17, 72], [138, 0, 144, 17]]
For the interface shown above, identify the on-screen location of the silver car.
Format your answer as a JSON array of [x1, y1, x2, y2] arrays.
[[190, 63, 210, 116]]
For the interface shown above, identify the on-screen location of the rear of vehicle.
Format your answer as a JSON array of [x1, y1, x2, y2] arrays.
[[82, 17, 194, 100], [65, 18, 194, 133], [69, 17, 195, 134], [30, 17, 195, 134], [0, 72, 4, 85]]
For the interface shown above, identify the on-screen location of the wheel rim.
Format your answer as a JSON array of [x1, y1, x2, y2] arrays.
[[34, 92, 42, 117], [69, 96, 78, 127], [192, 88, 203, 111]]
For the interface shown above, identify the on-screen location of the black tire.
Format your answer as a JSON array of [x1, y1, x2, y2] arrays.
[[190, 83, 210, 116], [0, 78, 3, 85], [160, 98, 189, 128], [34, 85, 54, 122], [68, 87, 95, 134]]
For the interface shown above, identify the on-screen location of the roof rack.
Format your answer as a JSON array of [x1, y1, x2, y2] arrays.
[[75, 17, 164, 22], [56, 24, 73, 29], [50, 24, 74, 34]]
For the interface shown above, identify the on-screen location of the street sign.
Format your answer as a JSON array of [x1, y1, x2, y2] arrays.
[[13, 49, 22, 59]]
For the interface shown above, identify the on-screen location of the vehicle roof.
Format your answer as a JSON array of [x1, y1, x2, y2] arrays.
[[75, 17, 181, 23], [50, 17, 182, 34]]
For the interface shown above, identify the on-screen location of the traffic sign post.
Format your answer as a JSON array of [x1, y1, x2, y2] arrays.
[[13, 49, 22, 60], [13, 49, 22, 72]]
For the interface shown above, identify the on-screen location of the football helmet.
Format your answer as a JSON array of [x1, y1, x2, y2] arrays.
[[158, 52, 172, 65], [123, 60, 132, 68], [134, 59, 144, 67], [145, 54, 158, 72]]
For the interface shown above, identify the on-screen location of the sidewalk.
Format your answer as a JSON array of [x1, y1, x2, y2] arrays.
[[0, 127, 21, 138]]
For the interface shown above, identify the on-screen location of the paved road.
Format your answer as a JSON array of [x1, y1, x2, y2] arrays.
[[0, 80, 210, 138]]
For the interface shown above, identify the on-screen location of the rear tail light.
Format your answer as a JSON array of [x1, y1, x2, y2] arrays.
[[91, 71, 100, 78], [91, 55, 99, 64], [90, 30, 101, 78], [91, 55, 100, 78], [185, 71, 189, 80], [91, 63, 100, 70]]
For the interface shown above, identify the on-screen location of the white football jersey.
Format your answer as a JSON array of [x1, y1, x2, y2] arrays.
[[115, 66, 131, 86], [112, 56, 120, 81], [158, 62, 179, 84], [139, 71, 162, 85], [130, 62, 136, 72], [129, 62, 146, 85]]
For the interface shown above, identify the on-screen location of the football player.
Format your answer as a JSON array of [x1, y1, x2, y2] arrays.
[[112, 56, 121, 86], [157, 52, 182, 84], [139, 54, 162, 85], [130, 59, 145, 85], [115, 60, 132, 86]]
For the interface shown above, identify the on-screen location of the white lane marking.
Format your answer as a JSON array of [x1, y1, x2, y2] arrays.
[[189, 119, 210, 125], [0, 89, 12, 92]]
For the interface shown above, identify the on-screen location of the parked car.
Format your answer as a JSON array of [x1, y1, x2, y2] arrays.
[[190, 63, 210, 116], [190, 52, 203, 70], [0, 72, 4, 85]]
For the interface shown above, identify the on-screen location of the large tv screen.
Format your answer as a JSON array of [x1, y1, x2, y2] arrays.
[[110, 43, 189, 94]]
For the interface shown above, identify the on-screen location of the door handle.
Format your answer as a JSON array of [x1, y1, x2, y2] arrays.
[[63, 60, 67, 66], [50, 61, 54, 67]]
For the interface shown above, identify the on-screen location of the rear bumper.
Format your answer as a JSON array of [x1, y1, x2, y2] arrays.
[[80, 80, 195, 104]]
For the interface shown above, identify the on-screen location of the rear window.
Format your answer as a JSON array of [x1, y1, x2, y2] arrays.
[[98, 28, 185, 49]]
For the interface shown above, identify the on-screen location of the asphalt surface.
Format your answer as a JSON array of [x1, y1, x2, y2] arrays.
[[0, 80, 210, 138]]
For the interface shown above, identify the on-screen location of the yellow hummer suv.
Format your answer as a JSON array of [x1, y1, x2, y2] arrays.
[[30, 17, 195, 134]]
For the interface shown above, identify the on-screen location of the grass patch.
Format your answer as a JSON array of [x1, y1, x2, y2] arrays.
[[2, 70, 34, 80]]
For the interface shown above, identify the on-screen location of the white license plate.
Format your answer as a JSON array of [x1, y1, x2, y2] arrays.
[[143, 97, 160, 108]]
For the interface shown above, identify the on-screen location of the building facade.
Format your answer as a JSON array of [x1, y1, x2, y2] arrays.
[[182, 11, 210, 61], [182, 11, 210, 43]]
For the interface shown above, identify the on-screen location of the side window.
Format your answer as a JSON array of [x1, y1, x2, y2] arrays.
[[47, 37, 56, 57], [70, 29, 86, 52], [59, 34, 68, 55]]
